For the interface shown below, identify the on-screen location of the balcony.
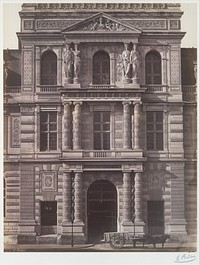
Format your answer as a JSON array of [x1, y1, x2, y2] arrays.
[[145, 85, 168, 93], [36, 85, 63, 93], [182, 85, 196, 102], [61, 149, 144, 160], [5, 86, 21, 94]]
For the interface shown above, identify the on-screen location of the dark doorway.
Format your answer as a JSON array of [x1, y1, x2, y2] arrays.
[[87, 180, 117, 243], [41, 201, 57, 234], [93, 51, 110, 84], [148, 200, 164, 235]]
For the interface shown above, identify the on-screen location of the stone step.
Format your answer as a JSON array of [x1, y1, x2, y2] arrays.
[[36, 235, 57, 244]]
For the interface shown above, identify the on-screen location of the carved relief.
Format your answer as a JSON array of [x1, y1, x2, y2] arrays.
[[41, 171, 57, 191], [11, 116, 20, 148], [24, 20, 34, 30], [80, 16, 132, 31], [36, 20, 76, 30], [23, 50, 33, 85], [170, 20, 180, 29], [170, 50, 180, 85], [128, 20, 167, 29]]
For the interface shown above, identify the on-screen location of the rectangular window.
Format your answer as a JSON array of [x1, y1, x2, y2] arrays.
[[40, 111, 57, 151], [41, 201, 57, 226], [93, 111, 110, 150], [146, 111, 163, 150]]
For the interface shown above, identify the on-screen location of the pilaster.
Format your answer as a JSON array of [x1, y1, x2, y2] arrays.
[[122, 101, 132, 149], [73, 102, 82, 150], [63, 102, 72, 150]]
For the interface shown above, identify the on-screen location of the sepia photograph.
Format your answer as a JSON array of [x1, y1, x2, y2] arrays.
[[1, 0, 199, 264]]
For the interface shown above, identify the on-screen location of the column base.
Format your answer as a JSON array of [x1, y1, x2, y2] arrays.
[[61, 222, 85, 244], [18, 220, 36, 244], [122, 221, 145, 235], [168, 219, 187, 242]]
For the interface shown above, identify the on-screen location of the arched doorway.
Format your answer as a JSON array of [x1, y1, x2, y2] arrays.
[[87, 180, 117, 243]]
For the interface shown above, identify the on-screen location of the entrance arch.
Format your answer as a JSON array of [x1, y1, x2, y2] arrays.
[[87, 180, 117, 243]]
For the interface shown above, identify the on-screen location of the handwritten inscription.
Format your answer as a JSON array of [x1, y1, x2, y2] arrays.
[[174, 254, 196, 263]]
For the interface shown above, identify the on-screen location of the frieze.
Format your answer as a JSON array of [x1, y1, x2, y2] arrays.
[[127, 20, 167, 30], [36, 20, 78, 30], [20, 106, 35, 113], [34, 3, 169, 10]]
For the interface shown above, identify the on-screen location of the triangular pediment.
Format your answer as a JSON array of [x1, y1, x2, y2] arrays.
[[62, 12, 141, 33]]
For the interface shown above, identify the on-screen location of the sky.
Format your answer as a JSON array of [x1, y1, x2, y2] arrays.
[[1, 1, 198, 49]]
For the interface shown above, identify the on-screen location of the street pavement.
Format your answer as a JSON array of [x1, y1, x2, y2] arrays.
[[4, 241, 197, 252]]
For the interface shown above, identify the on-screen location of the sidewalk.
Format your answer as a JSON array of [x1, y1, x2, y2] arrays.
[[4, 241, 197, 252]]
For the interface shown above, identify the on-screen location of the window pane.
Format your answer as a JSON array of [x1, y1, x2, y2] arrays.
[[147, 112, 154, 122], [103, 124, 110, 131], [156, 112, 163, 122], [94, 124, 101, 131], [49, 112, 57, 122], [49, 133, 57, 150], [156, 124, 163, 131], [40, 112, 48, 123], [40, 133, 47, 151], [41, 124, 48, 131], [49, 124, 57, 131], [103, 132, 110, 150], [94, 133, 101, 150], [156, 133, 163, 150], [103, 112, 110, 122], [147, 132, 154, 150], [94, 112, 101, 122], [147, 124, 154, 131]]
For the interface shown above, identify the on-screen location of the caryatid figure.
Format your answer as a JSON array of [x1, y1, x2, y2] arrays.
[[73, 44, 81, 80], [121, 43, 131, 79], [130, 44, 140, 80], [64, 43, 74, 80]]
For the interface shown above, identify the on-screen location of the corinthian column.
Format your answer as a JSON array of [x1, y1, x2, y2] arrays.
[[73, 102, 82, 150], [134, 172, 143, 223], [123, 172, 132, 222], [62, 172, 71, 223], [123, 102, 131, 149], [134, 102, 142, 149], [63, 102, 71, 150], [74, 172, 83, 223]]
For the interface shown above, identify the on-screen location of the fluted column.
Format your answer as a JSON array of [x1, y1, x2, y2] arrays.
[[74, 172, 83, 223], [62, 172, 71, 223], [134, 102, 142, 149], [73, 102, 82, 150], [134, 172, 143, 223], [63, 102, 71, 150], [123, 172, 132, 222], [123, 102, 131, 149]]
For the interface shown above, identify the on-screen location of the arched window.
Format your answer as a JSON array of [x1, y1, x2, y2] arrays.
[[145, 51, 162, 84], [41, 51, 57, 85], [93, 51, 110, 85]]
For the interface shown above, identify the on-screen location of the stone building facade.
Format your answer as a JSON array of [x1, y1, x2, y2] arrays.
[[4, 3, 197, 245]]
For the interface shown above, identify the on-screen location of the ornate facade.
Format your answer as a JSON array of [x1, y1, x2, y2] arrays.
[[4, 3, 197, 245]]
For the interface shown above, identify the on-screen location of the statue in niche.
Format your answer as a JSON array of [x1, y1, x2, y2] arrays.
[[130, 44, 140, 79], [73, 44, 81, 79], [121, 43, 131, 78], [64, 43, 74, 79]]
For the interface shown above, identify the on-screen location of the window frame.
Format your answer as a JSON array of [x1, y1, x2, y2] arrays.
[[145, 51, 162, 85], [40, 51, 57, 85], [40, 111, 58, 151], [93, 51, 110, 85], [146, 111, 164, 151], [93, 111, 111, 150]]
